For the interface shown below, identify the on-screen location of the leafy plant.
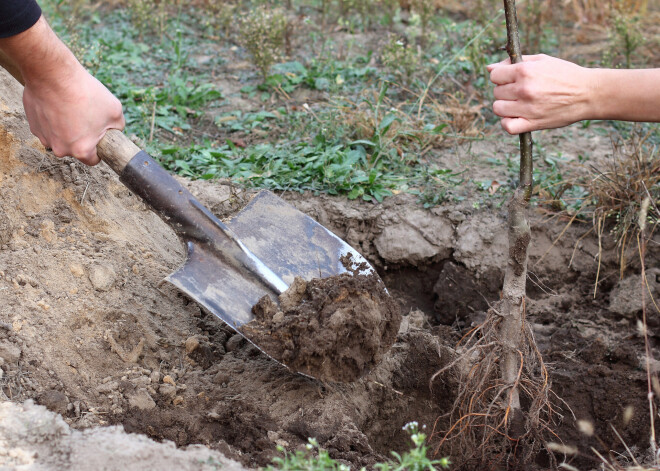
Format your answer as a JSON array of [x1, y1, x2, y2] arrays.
[[264, 422, 450, 471], [337, 0, 377, 30], [238, 6, 288, 80], [376, 422, 451, 471], [411, 0, 435, 47], [265, 438, 349, 471], [125, 0, 171, 38], [607, 8, 644, 68], [381, 36, 420, 87]]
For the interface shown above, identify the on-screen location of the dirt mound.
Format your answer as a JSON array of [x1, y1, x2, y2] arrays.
[[243, 262, 401, 383]]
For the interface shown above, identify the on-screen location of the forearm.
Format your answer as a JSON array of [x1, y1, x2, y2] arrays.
[[0, 15, 81, 87], [589, 68, 660, 123]]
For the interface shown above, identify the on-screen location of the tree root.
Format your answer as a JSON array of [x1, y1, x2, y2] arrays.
[[431, 304, 568, 469]]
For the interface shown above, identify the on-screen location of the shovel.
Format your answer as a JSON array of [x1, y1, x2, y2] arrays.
[[0, 56, 380, 375]]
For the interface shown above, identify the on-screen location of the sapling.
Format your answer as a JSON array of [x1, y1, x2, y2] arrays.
[[434, 0, 557, 466]]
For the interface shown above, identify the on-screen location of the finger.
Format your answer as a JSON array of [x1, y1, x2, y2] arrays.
[[50, 146, 68, 158], [488, 54, 546, 75], [520, 54, 547, 62], [492, 99, 523, 118], [488, 64, 520, 85], [486, 58, 512, 71], [79, 149, 101, 166], [493, 83, 519, 101], [68, 138, 101, 166], [501, 117, 534, 135]]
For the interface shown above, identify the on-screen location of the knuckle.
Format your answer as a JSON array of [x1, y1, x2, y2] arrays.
[[518, 83, 535, 100], [51, 146, 67, 158], [70, 142, 91, 159]]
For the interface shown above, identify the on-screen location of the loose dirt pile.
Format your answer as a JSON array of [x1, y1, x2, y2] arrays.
[[2, 68, 660, 471], [243, 263, 401, 382], [0, 400, 245, 471]]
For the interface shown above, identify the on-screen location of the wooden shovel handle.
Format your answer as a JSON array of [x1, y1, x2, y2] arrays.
[[0, 50, 138, 174]]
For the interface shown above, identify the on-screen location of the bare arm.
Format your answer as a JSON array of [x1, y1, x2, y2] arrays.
[[0, 15, 124, 165], [487, 54, 660, 134]]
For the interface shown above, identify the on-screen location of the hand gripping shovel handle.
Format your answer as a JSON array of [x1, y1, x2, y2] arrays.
[[0, 53, 288, 296], [0, 50, 137, 173]]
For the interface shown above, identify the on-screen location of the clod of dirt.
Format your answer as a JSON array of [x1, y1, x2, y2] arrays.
[[241, 266, 401, 383], [0, 340, 20, 364], [88, 264, 117, 292], [609, 268, 660, 316], [37, 389, 69, 416]]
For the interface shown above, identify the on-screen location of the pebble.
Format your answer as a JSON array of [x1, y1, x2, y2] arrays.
[[96, 381, 119, 394], [149, 371, 161, 384], [36, 300, 50, 311], [88, 264, 116, 292], [128, 388, 157, 411], [172, 396, 184, 406], [37, 389, 69, 415], [162, 375, 175, 386], [131, 376, 150, 388], [185, 336, 200, 354], [40, 219, 58, 243], [212, 371, 230, 385], [69, 263, 85, 278], [15, 274, 38, 287], [159, 383, 177, 400]]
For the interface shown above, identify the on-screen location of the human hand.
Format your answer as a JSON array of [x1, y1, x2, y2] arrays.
[[487, 54, 593, 135], [22, 64, 124, 166]]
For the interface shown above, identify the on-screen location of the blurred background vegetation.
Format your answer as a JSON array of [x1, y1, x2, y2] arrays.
[[39, 0, 658, 237]]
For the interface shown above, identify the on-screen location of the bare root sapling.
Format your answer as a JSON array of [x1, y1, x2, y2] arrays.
[[432, 0, 562, 467]]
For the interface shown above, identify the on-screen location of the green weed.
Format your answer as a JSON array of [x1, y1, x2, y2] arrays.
[[158, 134, 400, 202], [238, 6, 288, 80], [411, 0, 435, 47], [264, 422, 450, 471], [381, 36, 420, 87], [606, 9, 644, 68]]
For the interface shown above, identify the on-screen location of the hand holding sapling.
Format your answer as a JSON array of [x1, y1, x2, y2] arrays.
[[488, 54, 660, 134]]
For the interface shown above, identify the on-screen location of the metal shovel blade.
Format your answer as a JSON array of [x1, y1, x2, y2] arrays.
[[116, 152, 380, 377], [167, 190, 375, 330]]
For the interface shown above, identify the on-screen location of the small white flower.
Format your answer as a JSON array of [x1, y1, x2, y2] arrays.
[[403, 421, 419, 431]]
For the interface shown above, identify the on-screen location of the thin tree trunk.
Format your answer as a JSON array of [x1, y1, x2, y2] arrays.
[[500, 0, 533, 437]]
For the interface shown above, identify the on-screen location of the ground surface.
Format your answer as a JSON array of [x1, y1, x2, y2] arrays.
[[0, 58, 659, 471]]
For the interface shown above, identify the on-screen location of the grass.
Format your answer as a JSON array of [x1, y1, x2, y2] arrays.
[[39, 0, 521, 206]]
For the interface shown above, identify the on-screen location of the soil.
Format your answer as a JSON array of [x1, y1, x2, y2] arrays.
[[242, 258, 401, 383], [2, 67, 660, 471]]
